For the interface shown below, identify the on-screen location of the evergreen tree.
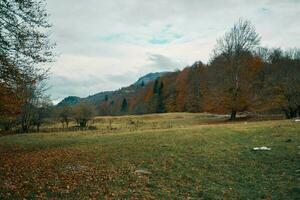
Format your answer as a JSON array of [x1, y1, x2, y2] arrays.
[[121, 98, 128, 113], [157, 82, 165, 113], [153, 79, 159, 94], [104, 95, 108, 101]]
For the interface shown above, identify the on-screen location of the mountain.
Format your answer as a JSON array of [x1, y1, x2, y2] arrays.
[[133, 72, 169, 87], [57, 72, 168, 107], [56, 96, 81, 107]]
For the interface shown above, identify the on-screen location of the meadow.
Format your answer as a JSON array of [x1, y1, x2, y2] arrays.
[[0, 113, 299, 199]]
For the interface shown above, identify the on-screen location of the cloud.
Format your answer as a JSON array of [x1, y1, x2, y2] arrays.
[[146, 54, 186, 71], [148, 38, 170, 45], [105, 72, 137, 85], [45, 0, 300, 102], [48, 74, 106, 102]]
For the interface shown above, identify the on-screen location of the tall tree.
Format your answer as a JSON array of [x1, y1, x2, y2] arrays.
[[210, 19, 261, 120], [0, 0, 54, 130]]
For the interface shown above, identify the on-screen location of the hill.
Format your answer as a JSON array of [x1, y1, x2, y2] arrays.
[[57, 72, 168, 107], [56, 96, 81, 107], [133, 72, 169, 86]]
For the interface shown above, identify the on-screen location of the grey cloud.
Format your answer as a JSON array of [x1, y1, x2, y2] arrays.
[[105, 72, 138, 85], [147, 54, 186, 71], [47, 74, 106, 100]]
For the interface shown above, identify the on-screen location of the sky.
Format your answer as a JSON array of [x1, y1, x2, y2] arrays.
[[45, 0, 300, 104]]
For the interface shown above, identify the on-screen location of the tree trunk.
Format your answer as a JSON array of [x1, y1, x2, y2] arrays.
[[289, 108, 297, 118], [284, 109, 291, 119], [230, 110, 237, 120], [22, 126, 29, 133]]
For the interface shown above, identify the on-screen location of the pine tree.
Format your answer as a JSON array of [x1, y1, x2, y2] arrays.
[[121, 98, 128, 113]]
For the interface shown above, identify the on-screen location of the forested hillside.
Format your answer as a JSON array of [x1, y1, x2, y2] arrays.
[[95, 50, 300, 119]]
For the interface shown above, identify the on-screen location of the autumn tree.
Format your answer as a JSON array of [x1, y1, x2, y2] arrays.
[[0, 0, 54, 131], [210, 19, 261, 120], [175, 68, 189, 111], [186, 62, 205, 112], [161, 72, 179, 112], [98, 95, 110, 115], [257, 48, 300, 118]]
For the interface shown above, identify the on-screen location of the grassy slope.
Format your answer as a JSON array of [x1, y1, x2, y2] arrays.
[[0, 114, 299, 199]]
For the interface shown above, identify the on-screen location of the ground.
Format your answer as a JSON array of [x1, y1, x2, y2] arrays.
[[0, 113, 299, 199]]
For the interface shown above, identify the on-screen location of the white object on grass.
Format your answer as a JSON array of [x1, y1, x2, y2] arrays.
[[295, 119, 300, 122], [133, 169, 152, 175], [253, 146, 271, 151]]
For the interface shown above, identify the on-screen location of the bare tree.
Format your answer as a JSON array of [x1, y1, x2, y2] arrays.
[[17, 82, 50, 132], [31, 98, 53, 132], [73, 102, 95, 128], [212, 19, 261, 120], [56, 105, 73, 129]]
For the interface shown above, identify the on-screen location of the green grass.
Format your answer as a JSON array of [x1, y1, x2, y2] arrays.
[[0, 113, 299, 199]]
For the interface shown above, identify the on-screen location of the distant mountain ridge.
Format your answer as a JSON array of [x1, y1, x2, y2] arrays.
[[57, 72, 168, 107], [56, 96, 80, 107], [133, 72, 169, 86]]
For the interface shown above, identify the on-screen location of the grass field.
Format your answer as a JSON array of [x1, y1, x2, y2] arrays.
[[0, 113, 299, 199]]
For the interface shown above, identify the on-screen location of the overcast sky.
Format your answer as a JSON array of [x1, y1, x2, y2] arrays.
[[45, 0, 300, 103]]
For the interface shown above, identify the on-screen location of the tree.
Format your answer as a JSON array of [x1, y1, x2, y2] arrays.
[[15, 77, 53, 133], [104, 95, 108, 101], [0, 0, 54, 131], [258, 48, 300, 118], [109, 100, 115, 115], [121, 98, 128, 113], [211, 19, 261, 120], [153, 79, 159, 94], [73, 102, 95, 128], [31, 99, 53, 132], [175, 68, 189, 111], [56, 105, 73, 128], [154, 79, 165, 113], [157, 81, 165, 113]]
